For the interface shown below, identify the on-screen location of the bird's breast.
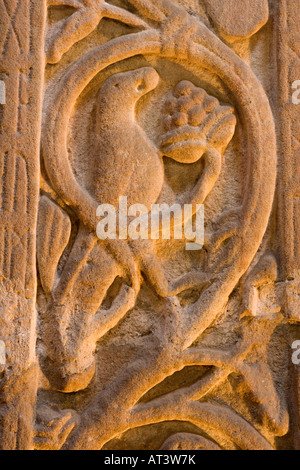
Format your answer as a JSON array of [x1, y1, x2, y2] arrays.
[[92, 125, 164, 209]]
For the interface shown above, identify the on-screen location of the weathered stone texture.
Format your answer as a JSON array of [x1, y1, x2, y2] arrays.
[[0, 0, 299, 450], [0, 0, 45, 450]]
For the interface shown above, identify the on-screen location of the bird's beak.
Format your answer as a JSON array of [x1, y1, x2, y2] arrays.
[[134, 67, 160, 95]]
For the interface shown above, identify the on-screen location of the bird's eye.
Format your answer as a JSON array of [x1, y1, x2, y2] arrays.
[[113, 83, 119, 88], [137, 80, 146, 92]]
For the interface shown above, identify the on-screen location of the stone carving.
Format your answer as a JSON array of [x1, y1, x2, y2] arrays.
[[202, 0, 269, 42], [241, 254, 278, 318], [46, 0, 148, 64], [0, 0, 45, 450], [275, 0, 300, 448], [0, 0, 299, 451], [39, 68, 236, 394], [37, 0, 279, 450]]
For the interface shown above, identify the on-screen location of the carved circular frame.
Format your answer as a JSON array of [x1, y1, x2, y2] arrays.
[[42, 27, 276, 341]]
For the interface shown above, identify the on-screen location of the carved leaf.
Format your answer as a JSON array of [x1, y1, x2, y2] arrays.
[[37, 196, 71, 294], [127, 0, 169, 22], [203, 0, 269, 41], [239, 362, 288, 436], [235, 316, 289, 436]]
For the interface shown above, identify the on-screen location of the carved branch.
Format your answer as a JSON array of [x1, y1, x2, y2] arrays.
[[47, 0, 81, 6], [46, 0, 149, 63], [127, 0, 170, 22], [88, 285, 136, 340], [64, 311, 286, 449], [127, 400, 274, 451]]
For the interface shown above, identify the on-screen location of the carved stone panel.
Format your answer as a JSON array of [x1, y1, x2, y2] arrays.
[[0, 0, 299, 451], [0, 0, 45, 450]]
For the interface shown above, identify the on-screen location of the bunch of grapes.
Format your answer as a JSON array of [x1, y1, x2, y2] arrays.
[[160, 81, 236, 163]]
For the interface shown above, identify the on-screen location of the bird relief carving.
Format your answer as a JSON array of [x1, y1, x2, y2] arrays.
[[34, 0, 284, 451]]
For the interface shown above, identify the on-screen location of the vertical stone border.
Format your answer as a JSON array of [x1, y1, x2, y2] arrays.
[[0, 0, 45, 449], [275, 0, 300, 450], [276, 0, 300, 289]]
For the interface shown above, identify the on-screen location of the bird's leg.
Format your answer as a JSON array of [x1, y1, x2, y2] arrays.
[[131, 239, 209, 297], [180, 148, 222, 208]]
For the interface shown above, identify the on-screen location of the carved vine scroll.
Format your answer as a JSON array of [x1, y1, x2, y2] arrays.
[[35, 0, 280, 451]]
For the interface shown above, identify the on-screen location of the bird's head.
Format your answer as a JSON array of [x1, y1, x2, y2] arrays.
[[104, 67, 159, 97], [96, 67, 160, 123]]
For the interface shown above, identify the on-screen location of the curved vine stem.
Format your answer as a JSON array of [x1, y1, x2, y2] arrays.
[[46, 0, 150, 63]]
